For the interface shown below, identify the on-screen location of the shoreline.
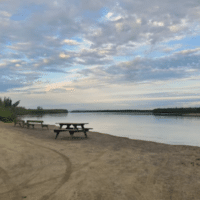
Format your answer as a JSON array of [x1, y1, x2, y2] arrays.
[[182, 113, 200, 116], [19, 121, 200, 148], [1, 121, 200, 199]]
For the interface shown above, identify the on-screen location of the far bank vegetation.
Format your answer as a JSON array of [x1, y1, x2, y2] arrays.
[[71, 107, 200, 116], [0, 97, 68, 123]]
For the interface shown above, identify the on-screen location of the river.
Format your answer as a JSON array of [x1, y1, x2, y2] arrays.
[[20, 112, 200, 147]]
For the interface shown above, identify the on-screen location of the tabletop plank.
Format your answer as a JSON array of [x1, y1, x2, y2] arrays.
[[56, 123, 89, 125]]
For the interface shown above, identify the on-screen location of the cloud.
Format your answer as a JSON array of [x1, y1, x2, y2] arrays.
[[62, 39, 79, 45], [0, 11, 11, 17], [0, 82, 24, 92], [49, 88, 74, 93], [0, 0, 200, 110], [59, 53, 70, 59], [175, 47, 200, 55], [75, 49, 200, 88]]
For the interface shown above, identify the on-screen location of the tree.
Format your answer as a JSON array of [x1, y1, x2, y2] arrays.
[[0, 97, 20, 123], [37, 106, 43, 110], [12, 100, 20, 107], [0, 97, 20, 108]]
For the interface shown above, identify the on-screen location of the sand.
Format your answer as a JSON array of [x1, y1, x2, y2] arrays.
[[0, 121, 200, 200]]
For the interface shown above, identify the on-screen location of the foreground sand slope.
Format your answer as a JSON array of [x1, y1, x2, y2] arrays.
[[0, 122, 200, 200]]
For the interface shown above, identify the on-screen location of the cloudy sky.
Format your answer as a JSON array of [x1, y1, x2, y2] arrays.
[[0, 0, 200, 110]]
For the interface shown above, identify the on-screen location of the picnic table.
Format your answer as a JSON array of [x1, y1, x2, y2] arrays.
[[14, 119, 26, 127], [54, 123, 92, 139], [26, 120, 49, 129]]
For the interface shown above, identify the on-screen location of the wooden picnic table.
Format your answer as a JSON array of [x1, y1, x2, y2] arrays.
[[56, 122, 89, 129], [54, 123, 92, 139], [14, 119, 48, 129], [26, 120, 49, 129], [14, 119, 26, 127]]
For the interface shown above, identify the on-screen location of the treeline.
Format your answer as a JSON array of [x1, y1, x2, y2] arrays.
[[16, 108, 68, 115], [71, 107, 200, 116], [0, 97, 68, 123], [11, 105, 68, 116], [71, 109, 153, 113], [152, 107, 200, 115]]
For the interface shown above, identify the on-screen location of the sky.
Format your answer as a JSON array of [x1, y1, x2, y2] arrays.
[[0, 0, 200, 111]]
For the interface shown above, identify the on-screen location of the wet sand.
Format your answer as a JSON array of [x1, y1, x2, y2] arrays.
[[0, 121, 200, 200]]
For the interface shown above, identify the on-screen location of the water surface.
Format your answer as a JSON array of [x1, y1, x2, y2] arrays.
[[21, 112, 200, 147]]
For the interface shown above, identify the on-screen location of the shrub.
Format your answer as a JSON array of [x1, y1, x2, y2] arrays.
[[0, 107, 16, 123]]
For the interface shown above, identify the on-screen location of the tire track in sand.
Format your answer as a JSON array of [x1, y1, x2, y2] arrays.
[[0, 124, 72, 199], [0, 167, 22, 200], [26, 142, 72, 200], [1, 140, 72, 200]]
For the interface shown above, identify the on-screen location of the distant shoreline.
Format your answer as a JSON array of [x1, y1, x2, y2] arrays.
[[16, 109, 68, 116], [182, 113, 200, 117], [70, 109, 152, 113], [71, 108, 200, 117]]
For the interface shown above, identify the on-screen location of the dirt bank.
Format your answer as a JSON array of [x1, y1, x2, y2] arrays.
[[0, 121, 200, 200]]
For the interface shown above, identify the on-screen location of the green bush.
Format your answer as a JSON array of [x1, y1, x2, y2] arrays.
[[0, 107, 16, 123]]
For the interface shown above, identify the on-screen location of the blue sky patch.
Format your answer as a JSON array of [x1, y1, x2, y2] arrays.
[[165, 35, 200, 51]]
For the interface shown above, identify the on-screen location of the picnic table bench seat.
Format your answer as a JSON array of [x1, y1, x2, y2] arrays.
[[54, 128, 93, 139], [41, 124, 49, 129]]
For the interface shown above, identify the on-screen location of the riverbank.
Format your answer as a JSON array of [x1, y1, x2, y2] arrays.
[[16, 108, 68, 115], [182, 113, 200, 117], [0, 122, 200, 200]]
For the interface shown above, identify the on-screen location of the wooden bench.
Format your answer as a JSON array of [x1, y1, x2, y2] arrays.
[[14, 119, 26, 127], [26, 120, 49, 129], [54, 128, 93, 139]]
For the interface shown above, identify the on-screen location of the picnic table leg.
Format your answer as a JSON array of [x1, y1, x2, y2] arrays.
[[55, 131, 60, 139], [73, 125, 77, 129], [83, 130, 87, 138], [81, 125, 87, 138], [69, 131, 74, 136]]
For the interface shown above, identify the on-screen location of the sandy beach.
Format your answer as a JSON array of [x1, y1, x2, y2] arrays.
[[0, 121, 200, 200]]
